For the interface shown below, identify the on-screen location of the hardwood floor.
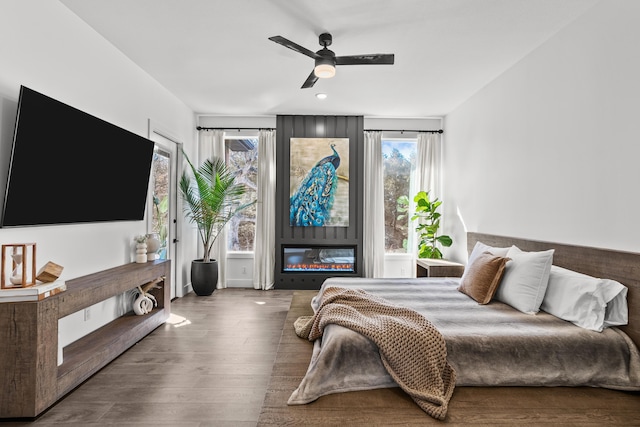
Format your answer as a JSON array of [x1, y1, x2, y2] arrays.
[[4, 288, 639, 426], [3, 289, 293, 426]]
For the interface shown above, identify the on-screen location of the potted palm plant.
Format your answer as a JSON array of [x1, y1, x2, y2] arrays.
[[179, 150, 255, 295], [411, 190, 453, 259]]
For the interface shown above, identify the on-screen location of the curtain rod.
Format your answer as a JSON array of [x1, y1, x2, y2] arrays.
[[196, 126, 443, 134], [196, 126, 275, 131], [364, 129, 443, 134]]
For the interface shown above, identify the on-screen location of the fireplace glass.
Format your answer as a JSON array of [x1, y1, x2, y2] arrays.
[[282, 246, 355, 273]]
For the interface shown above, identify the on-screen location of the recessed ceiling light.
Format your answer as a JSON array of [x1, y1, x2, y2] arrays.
[[316, 93, 327, 100]]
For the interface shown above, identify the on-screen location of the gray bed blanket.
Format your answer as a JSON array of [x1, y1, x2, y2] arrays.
[[291, 286, 455, 420], [288, 278, 640, 412]]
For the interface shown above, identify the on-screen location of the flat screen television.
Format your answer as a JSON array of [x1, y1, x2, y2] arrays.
[[1, 86, 155, 227]]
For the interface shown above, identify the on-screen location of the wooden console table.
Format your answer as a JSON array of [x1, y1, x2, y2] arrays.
[[0, 260, 171, 418], [416, 258, 465, 278]]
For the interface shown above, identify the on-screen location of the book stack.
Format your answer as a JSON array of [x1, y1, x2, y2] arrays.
[[0, 280, 66, 302]]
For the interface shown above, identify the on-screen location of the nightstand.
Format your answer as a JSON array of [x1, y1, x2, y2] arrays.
[[416, 258, 465, 278]]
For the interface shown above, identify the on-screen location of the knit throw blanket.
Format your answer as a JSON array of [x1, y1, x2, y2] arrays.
[[295, 286, 456, 420]]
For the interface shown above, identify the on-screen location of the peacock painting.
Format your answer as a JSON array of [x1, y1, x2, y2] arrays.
[[289, 138, 349, 227]]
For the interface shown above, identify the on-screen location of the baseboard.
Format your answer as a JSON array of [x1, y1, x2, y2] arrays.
[[225, 278, 253, 288]]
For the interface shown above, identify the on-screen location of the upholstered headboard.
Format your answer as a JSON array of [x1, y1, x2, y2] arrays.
[[467, 232, 640, 348]]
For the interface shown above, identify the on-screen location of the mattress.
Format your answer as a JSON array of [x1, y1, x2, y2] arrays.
[[289, 277, 640, 408]]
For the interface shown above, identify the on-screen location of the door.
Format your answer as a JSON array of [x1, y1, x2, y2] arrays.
[[148, 122, 182, 298]]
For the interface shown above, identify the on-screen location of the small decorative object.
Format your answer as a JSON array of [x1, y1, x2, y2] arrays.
[[1, 243, 37, 289], [133, 235, 147, 263], [145, 233, 161, 261], [411, 191, 453, 259], [0, 281, 66, 302], [132, 277, 163, 315], [36, 261, 64, 283], [133, 292, 154, 315], [10, 252, 23, 285]]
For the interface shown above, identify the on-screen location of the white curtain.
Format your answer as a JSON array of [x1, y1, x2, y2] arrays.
[[253, 129, 276, 290], [416, 132, 442, 200], [363, 131, 385, 278], [414, 132, 443, 258], [198, 129, 227, 289]]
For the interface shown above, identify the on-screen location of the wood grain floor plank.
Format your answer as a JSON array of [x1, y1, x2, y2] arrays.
[[12, 289, 292, 426], [9, 287, 638, 426]]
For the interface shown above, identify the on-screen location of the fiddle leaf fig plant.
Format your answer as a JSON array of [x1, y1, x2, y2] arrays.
[[411, 190, 453, 259]]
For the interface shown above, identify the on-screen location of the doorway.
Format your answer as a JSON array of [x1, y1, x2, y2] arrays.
[[147, 121, 182, 298]]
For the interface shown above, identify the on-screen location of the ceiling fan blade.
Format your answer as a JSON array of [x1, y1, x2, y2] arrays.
[[301, 70, 318, 89], [335, 54, 395, 65], [269, 35, 320, 59]]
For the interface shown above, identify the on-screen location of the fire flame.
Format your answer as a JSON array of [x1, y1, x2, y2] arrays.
[[285, 263, 354, 271]]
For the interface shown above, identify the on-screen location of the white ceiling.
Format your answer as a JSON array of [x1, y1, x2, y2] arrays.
[[59, 0, 598, 118]]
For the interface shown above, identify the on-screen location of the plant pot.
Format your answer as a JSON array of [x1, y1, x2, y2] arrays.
[[191, 259, 218, 296]]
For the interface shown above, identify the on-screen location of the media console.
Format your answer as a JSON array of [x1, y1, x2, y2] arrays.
[[0, 260, 171, 418]]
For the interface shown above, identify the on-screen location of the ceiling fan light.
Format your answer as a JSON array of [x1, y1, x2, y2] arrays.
[[314, 63, 335, 78], [314, 59, 336, 79]]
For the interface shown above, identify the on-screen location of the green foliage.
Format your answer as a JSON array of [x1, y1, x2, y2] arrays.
[[153, 194, 169, 248], [226, 144, 258, 251], [411, 191, 453, 259], [383, 148, 412, 252], [179, 150, 256, 262], [395, 194, 410, 222]]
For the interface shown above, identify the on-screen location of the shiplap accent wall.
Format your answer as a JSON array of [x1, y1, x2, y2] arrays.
[[274, 115, 364, 289]]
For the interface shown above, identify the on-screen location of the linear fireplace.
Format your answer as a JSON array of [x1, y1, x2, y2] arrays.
[[282, 245, 356, 274]]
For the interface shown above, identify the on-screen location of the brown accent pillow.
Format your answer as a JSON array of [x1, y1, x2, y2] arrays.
[[458, 251, 510, 304]]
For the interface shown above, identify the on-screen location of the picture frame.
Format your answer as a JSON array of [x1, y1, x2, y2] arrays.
[[289, 137, 349, 227]]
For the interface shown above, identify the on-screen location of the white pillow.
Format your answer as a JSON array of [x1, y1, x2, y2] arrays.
[[542, 266, 628, 331], [601, 279, 628, 328], [541, 266, 603, 330], [468, 241, 510, 262], [494, 246, 554, 314], [461, 241, 511, 287]]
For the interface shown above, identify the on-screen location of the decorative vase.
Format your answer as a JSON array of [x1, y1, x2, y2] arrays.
[[191, 259, 218, 296], [145, 234, 161, 261], [135, 242, 147, 263]]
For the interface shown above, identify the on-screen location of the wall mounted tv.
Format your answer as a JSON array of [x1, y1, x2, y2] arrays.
[[1, 86, 155, 227]]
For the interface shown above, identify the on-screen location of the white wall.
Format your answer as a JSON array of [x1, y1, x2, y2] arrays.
[[197, 115, 443, 133], [443, 0, 640, 264], [0, 1, 196, 346], [197, 115, 277, 130]]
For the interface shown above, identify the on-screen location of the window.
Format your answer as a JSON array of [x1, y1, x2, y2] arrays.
[[382, 138, 417, 254], [149, 148, 170, 260], [225, 137, 258, 251]]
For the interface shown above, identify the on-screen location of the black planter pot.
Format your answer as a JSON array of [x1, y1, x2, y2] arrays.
[[191, 259, 219, 296]]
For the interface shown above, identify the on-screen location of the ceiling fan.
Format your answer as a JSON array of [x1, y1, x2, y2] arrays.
[[268, 33, 395, 89]]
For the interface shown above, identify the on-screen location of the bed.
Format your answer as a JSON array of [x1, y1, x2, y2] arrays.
[[287, 233, 640, 420]]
